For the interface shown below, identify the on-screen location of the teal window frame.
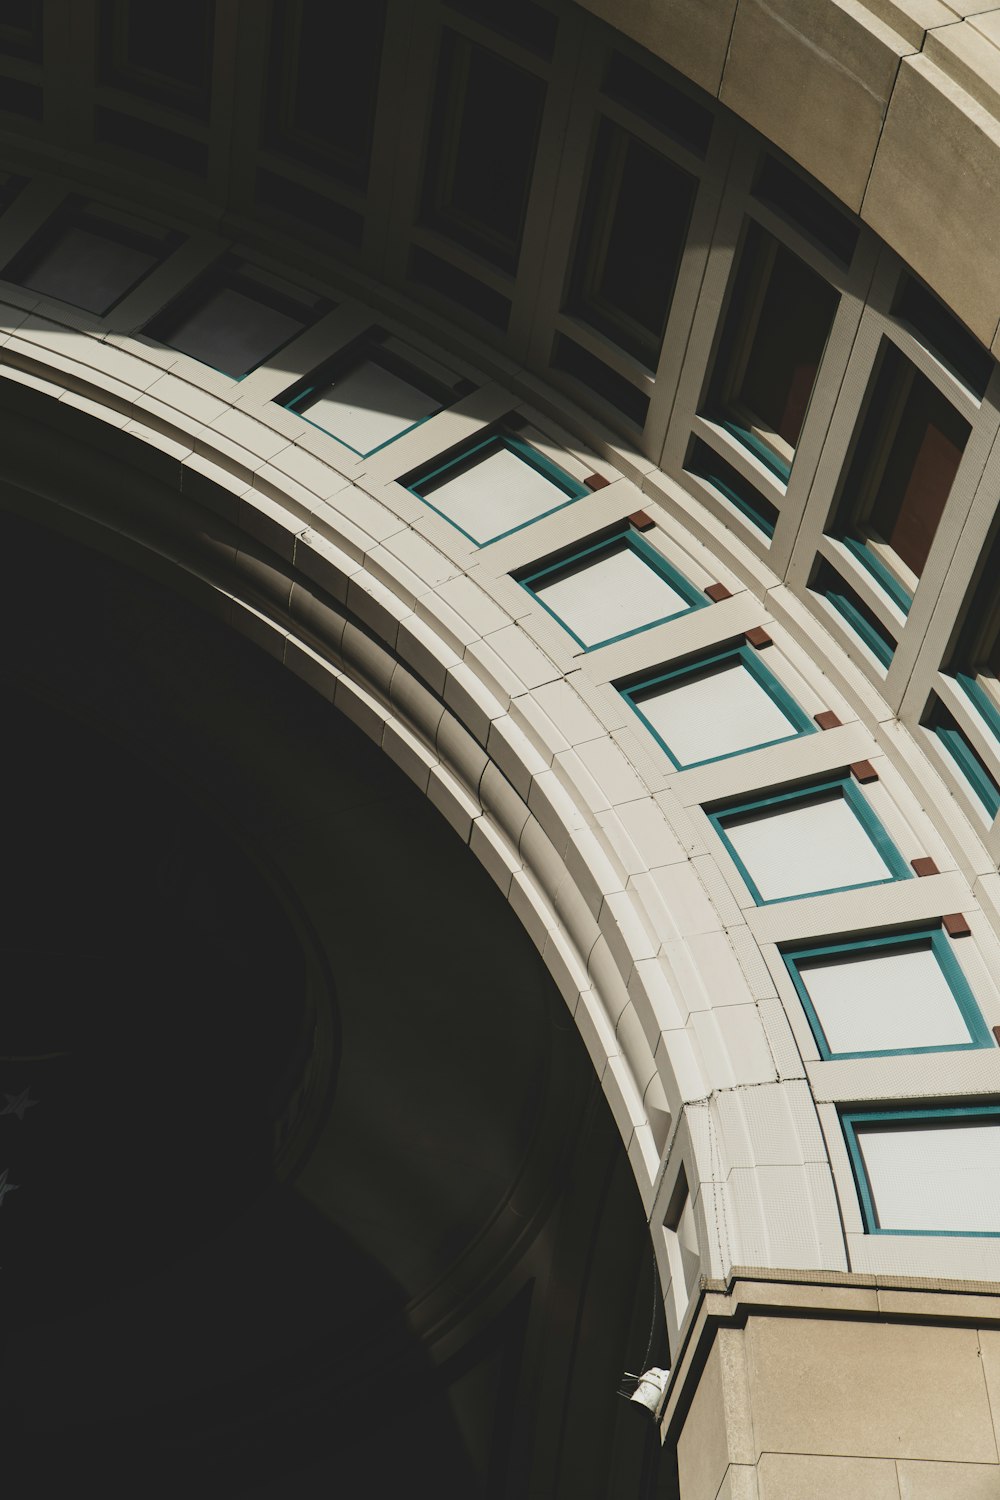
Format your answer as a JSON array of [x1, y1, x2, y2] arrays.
[[842, 1104, 1000, 1238], [620, 643, 814, 769], [279, 333, 465, 459], [518, 528, 705, 651], [406, 432, 588, 547], [782, 927, 992, 1060], [717, 417, 791, 483], [958, 673, 1000, 743], [838, 534, 913, 615], [934, 718, 1000, 818], [708, 775, 911, 905], [818, 571, 897, 668]]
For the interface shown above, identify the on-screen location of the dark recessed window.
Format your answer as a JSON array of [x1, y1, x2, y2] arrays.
[[602, 51, 712, 155], [264, 0, 386, 190], [567, 116, 696, 367], [892, 274, 993, 400], [99, 0, 214, 117], [409, 245, 511, 331], [0, 76, 41, 120], [422, 30, 546, 274], [753, 155, 859, 266], [146, 261, 329, 379], [4, 199, 180, 315], [685, 439, 778, 538], [0, 0, 41, 62], [709, 222, 839, 480], [255, 170, 364, 248], [443, 0, 557, 58], [810, 559, 897, 669], [832, 341, 970, 594], [551, 334, 650, 427], [925, 698, 1000, 819]]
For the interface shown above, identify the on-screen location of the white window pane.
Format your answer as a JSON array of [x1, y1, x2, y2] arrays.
[[421, 446, 571, 544], [534, 543, 690, 645], [23, 227, 156, 313], [302, 358, 440, 453], [723, 792, 893, 902], [857, 1119, 1000, 1233], [636, 659, 798, 765], [167, 288, 304, 376], [800, 945, 972, 1054]]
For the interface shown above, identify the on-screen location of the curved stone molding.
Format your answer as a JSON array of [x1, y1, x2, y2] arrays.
[[576, 0, 1000, 348]]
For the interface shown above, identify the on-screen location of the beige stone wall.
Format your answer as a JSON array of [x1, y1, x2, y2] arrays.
[[664, 1274, 1000, 1498], [573, 0, 1000, 347]]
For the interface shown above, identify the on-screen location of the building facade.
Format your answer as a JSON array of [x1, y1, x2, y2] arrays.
[[4, 1, 1000, 1495]]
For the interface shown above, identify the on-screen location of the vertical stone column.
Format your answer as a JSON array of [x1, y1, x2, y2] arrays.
[[662, 1274, 1000, 1498]]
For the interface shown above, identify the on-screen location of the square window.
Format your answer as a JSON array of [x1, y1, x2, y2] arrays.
[[710, 779, 908, 904], [622, 647, 812, 768], [281, 335, 466, 457], [708, 221, 839, 479], [784, 930, 990, 1058], [408, 434, 585, 547], [521, 532, 702, 649], [4, 201, 179, 315], [146, 261, 329, 378], [843, 1108, 1000, 1236]]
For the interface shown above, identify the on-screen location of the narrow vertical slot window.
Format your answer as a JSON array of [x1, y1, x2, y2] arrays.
[[708, 221, 839, 480], [263, 0, 386, 190], [422, 31, 546, 274], [566, 116, 696, 368]]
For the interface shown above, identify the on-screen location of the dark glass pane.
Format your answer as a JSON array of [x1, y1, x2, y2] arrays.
[[569, 117, 696, 365], [753, 155, 859, 265], [423, 31, 546, 272], [410, 245, 511, 329], [843, 344, 971, 580], [266, 0, 385, 188], [811, 560, 897, 666], [0, 0, 41, 61], [147, 264, 327, 378], [710, 223, 838, 470], [602, 51, 712, 155], [99, 0, 213, 114], [551, 334, 650, 426], [256, 169, 364, 246], [444, 0, 557, 57], [124, 0, 210, 87], [893, 274, 993, 399]]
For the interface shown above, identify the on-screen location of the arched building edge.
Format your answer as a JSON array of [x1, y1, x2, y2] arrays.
[[575, 0, 1000, 353]]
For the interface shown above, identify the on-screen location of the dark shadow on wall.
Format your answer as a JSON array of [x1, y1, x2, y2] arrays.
[[0, 496, 671, 1497]]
